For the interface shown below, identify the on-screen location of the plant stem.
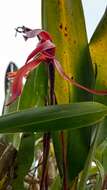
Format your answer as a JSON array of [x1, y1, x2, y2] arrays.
[[78, 121, 103, 190], [40, 133, 50, 190], [61, 131, 68, 190], [40, 62, 55, 190], [49, 62, 56, 105], [49, 62, 68, 190]]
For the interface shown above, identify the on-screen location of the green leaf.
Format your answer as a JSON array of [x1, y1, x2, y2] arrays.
[[0, 102, 106, 133], [89, 8, 107, 180], [77, 159, 104, 190], [67, 127, 91, 182], [42, 0, 95, 184], [94, 159, 104, 190], [42, 0, 94, 103], [79, 121, 103, 190], [95, 138, 107, 174], [51, 175, 62, 190], [90, 7, 107, 105]]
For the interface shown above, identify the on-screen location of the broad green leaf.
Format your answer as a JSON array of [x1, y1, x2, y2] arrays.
[[51, 131, 63, 177], [89, 8, 107, 177], [67, 126, 91, 182], [42, 0, 94, 103], [89, 8, 107, 105], [12, 133, 35, 190], [42, 0, 95, 184], [0, 102, 106, 133]]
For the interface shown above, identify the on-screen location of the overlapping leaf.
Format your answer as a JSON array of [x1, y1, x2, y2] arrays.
[[42, 0, 95, 184], [89, 7, 107, 183], [90, 8, 107, 105], [0, 102, 106, 133]]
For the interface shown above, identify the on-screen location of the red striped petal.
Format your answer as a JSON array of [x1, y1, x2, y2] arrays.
[[6, 54, 46, 105], [54, 59, 107, 96], [25, 40, 55, 64], [7, 71, 17, 79]]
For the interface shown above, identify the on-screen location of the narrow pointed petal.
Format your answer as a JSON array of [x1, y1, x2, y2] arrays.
[[7, 71, 28, 79], [25, 40, 55, 64], [54, 59, 107, 96], [7, 71, 17, 79], [6, 54, 46, 105]]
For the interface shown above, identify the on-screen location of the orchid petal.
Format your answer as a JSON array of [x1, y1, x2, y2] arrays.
[[54, 59, 107, 96], [25, 40, 55, 64], [6, 54, 46, 105], [7, 71, 17, 79], [7, 71, 28, 79]]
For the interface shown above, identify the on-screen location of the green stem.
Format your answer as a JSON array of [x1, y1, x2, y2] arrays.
[[61, 131, 68, 190], [78, 121, 104, 190]]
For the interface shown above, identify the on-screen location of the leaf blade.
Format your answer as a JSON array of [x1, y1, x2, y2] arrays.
[[0, 102, 106, 133], [89, 8, 107, 105]]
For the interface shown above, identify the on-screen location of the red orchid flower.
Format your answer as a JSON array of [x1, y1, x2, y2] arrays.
[[7, 26, 107, 105]]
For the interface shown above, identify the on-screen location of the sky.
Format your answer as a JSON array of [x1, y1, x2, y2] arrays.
[[0, 0, 106, 114]]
